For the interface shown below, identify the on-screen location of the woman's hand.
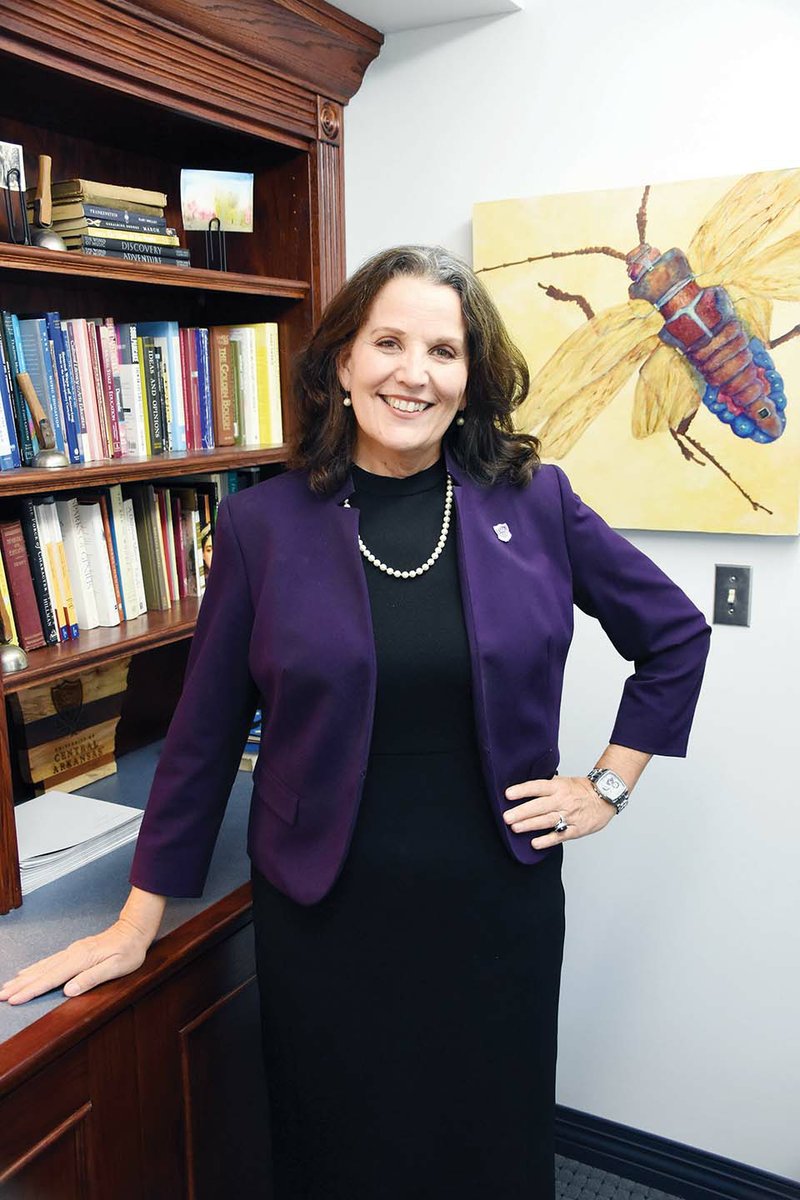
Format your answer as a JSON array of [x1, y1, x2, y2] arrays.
[[0, 887, 166, 1005], [503, 774, 616, 849]]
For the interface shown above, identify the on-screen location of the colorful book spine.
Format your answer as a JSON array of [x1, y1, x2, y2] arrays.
[[0, 334, 21, 469], [80, 246, 191, 267], [17, 318, 65, 456], [116, 323, 147, 458], [0, 520, 46, 650], [64, 321, 90, 462], [45, 312, 82, 464], [19, 498, 59, 645], [0, 311, 36, 464], [61, 205, 168, 231], [194, 328, 215, 449]]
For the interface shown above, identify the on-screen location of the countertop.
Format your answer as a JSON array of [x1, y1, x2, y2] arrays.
[[1, 741, 254, 1045]]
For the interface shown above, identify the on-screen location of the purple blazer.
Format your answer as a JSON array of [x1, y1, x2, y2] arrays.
[[130, 449, 710, 904]]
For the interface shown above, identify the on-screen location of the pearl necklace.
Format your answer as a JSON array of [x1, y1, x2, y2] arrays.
[[344, 474, 454, 579]]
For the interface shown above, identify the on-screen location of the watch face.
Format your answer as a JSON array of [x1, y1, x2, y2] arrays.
[[597, 770, 627, 800]]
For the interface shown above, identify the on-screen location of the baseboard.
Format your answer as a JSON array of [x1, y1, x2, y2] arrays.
[[555, 1105, 799, 1200]]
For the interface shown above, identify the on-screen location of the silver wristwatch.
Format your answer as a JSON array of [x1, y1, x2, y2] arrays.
[[587, 767, 629, 814]]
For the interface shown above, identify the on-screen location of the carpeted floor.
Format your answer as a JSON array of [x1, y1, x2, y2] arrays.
[[556, 1156, 681, 1199]]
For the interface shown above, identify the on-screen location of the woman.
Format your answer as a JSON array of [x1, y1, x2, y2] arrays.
[[0, 246, 710, 1198]]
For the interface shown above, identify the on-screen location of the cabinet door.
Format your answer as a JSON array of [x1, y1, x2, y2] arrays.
[[135, 924, 271, 1200], [0, 1012, 141, 1199]]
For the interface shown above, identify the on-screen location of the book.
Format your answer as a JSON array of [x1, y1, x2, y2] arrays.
[[32, 497, 68, 642], [130, 484, 170, 611], [209, 327, 235, 446], [0, 333, 21, 469], [34, 496, 78, 642], [62, 227, 180, 248], [138, 337, 165, 454], [17, 318, 66, 456], [18, 498, 59, 645], [51, 214, 169, 235], [116, 323, 147, 458], [265, 322, 283, 445], [44, 312, 82, 464], [30, 199, 165, 222], [79, 246, 191, 268], [108, 484, 146, 620], [34, 178, 168, 208], [74, 497, 121, 626], [94, 322, 124, 458], [227, 326, 259, 445], [0, 311, 36, 465], [194, 328, 215, 449], [65, 318, 105, 462], [0, 520, 46, 650], [122, 496, 148, 617], [55, 496, 100, 631], [0, 548, 19, 646], [138, 322, 185, 453]]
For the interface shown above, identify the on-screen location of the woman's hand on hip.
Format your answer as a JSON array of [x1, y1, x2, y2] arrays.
[[502, 774, 615, 848]]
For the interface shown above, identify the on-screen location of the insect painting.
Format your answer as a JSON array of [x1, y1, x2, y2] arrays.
[[473, 170, 800, 534]]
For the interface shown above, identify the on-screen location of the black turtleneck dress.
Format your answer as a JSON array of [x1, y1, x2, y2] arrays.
[[252, 459, 565, 1200]]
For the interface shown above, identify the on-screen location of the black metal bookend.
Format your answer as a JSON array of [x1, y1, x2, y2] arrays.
[[205, 216, 227, 271], [3, 168, 31, 245]]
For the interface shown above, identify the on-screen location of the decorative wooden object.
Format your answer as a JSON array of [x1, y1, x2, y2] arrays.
[[0, 0, 383, 912], [10, 658, 131, 792]]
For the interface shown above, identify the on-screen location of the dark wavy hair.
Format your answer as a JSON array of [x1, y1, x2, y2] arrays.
[[289, 245, 540, 494]]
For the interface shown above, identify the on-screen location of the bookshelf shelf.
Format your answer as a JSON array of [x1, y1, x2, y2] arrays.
[[0, 445, 287, 497], [2, 598, 200, 694], [0, 245, 310, 300]]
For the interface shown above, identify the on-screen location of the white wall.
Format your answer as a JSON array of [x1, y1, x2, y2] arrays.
[[344, 0, 800, 1180]]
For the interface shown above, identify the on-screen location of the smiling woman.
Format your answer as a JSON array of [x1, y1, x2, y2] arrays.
[[1, 245, 711, 1200]]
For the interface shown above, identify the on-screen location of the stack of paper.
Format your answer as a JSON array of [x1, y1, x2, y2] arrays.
[[15, 790, 144, 895]]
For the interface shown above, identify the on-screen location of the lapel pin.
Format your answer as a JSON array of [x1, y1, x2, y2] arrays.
[[493, 523, 512, 543]]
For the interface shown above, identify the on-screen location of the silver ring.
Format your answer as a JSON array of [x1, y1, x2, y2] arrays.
[[554, 815, 568, 834]]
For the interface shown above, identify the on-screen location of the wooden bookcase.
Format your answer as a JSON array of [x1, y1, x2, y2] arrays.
[[0, 0, 382, 912]]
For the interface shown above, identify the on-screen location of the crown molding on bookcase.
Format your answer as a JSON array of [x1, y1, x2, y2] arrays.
[[556, 1106, 800, 1200], [0, 0, 381, 144], [109, 0, 383, 105]]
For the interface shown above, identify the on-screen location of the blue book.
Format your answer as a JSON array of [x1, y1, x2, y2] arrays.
[[0, 334, 21, 469], [1, 311, 37, 464], [137, 321, 186, 453], [18, 317, 66, 455], [194, 328, 215, 449], [45, 312, 83, 464]]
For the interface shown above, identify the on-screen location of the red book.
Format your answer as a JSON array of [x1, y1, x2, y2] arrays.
[[179, 328, 198, 452], [96, 323, 123, 458], [0, 520, 46, 651]]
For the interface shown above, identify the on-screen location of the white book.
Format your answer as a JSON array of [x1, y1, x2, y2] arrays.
[[108, 484, 146, 619], [228, 326, 259, 445], [76, 500, 120, 626], [32, 500, 67, 642], [116, 323, 147, 458], [123, 496, 148, 616], [56, 497, 100, 630], [265, 322, 283, 445]]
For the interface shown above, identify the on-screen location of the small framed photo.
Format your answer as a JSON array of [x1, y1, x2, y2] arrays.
[[0, 141, 26, 191], [180, 168, 254, 233]]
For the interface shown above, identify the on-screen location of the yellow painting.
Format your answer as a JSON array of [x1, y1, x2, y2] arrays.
[[473, 170, 800, 534]]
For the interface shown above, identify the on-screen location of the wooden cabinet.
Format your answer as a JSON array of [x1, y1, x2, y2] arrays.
[[0, 0, 382, 911], [0, 888, 274, 1198]]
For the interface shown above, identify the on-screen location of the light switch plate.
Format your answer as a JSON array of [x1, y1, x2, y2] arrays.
[[714, 565, 751, 626]]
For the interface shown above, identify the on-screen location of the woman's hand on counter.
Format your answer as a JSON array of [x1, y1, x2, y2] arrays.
[[0, 887, 166, 1005]]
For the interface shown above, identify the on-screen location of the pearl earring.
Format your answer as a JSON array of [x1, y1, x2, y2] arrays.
[[343, 392, 352, 407], [456, 414, 465, 426]]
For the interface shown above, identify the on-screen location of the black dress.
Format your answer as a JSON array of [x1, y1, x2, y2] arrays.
[[252, 459, 565, 1200]]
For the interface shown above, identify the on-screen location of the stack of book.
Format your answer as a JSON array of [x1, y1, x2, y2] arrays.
[[27, 178, 189, 268], [0, 469, 258, 653], [0, 310, 282, 467]]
